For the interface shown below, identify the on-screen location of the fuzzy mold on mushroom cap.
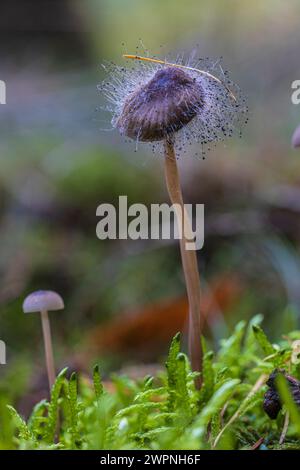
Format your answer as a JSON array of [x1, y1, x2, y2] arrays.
[[100, 52, 248, 153]]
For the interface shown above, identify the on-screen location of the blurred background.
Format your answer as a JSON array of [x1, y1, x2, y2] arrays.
[[1, 0, 300, 412]]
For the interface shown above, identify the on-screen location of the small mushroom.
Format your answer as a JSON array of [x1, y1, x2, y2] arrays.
[[291, 124, 300, 148], [23, 290, 64, 391]]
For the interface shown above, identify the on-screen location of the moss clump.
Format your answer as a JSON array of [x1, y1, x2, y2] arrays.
[[4, 316, 300, 450]]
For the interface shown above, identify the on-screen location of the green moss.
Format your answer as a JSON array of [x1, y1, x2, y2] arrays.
[[4, 317, 300, 450]]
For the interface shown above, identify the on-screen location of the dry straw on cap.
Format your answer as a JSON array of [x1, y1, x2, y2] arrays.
[[23, 290, 64, 391]]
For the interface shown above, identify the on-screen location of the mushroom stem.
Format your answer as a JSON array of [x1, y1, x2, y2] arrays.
[[163, 137, 203, 389], [40, 310, 56, 391]]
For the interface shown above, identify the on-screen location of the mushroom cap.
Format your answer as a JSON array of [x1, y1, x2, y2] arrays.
[[292, 124, 300, 148], [23, 290, 64, 313], [116, 66, 204, 142]]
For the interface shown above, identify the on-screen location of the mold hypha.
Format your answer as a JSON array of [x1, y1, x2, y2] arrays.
[[116, 67, 204, 141]]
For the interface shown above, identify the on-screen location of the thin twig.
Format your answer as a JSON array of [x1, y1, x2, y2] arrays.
[[220, 401, 229, 427], [213, 373, 268, 447], [251, 436, 265, 450], [163, 137, 203, 389], [279, 412, 290, 445]]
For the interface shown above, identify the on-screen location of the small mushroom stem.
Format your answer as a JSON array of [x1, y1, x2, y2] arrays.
[[164, 137, 203, 389], [40, 310, 56, 391]]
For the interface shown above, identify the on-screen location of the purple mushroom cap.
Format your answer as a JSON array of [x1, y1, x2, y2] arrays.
[[23, 290, 64, 313], [292, 124, 300, 148]]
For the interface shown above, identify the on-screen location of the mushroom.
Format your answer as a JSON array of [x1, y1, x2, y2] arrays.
[[291, 124, 300, 148], [23, 290, 64, 391]]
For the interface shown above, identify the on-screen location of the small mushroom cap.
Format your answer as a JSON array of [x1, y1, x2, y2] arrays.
[[23, 290, 64, 313], [292, 124, 300, 148]]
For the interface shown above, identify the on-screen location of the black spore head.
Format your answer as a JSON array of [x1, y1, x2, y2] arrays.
[[263, 387, 282, 419], [263, 369, 300, 420], [116, 66, 204, 142]]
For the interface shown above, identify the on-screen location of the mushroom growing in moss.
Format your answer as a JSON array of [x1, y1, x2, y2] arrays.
[[23, 290, 64, 391], [100, 50, 247, 388]]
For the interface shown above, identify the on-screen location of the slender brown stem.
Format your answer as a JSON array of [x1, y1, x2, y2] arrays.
[[164, 137, 203, 389], [41, 310, 56, 391], [279, 412, 289, 445]]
